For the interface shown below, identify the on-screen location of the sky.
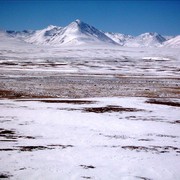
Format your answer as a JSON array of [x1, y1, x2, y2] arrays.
[[0, 0, 180, 36]]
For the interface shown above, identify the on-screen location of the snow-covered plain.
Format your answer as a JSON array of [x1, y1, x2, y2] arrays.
[[0, 97, 180, 179]]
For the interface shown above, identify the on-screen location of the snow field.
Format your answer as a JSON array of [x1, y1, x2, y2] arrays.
[[0, 97, 180, 179]]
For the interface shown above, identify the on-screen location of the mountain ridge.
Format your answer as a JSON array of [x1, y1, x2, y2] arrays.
[[3, 19, 180, 47]]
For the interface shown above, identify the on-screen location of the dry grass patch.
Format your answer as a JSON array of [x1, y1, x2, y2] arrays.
[[39, 100, 96, 105], [84, 105, 142, 113], [146, 99, 180, 107]]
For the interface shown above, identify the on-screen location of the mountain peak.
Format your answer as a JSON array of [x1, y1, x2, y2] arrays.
[[66, 19, 91, 33], [75, 19, 81, 24], [68, 19, 87, 29], [62, 19, 117, 45], [140, 32, 159, 37], [46, 25, 58, 29]]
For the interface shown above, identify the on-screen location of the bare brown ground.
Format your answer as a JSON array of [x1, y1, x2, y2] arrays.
[[0, 69, 179, 99], [83, 105, 141, 113], [146, 99, 180, 107]]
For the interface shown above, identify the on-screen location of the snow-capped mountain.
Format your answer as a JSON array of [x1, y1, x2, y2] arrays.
[[0, 30, 29, 46], [105, 32, 134, 46], [0, 30, 32, 49], [6, 29, 35, 39], [8, 19, 117, 46], [163, 35, 175, 41], [3, 19, 180, 47], [23, 25, 63, 45], [105, 32, 167, 47], [163, 35, 180, 48], [124, 32, 166, 47], [56, 19, 117, 45]]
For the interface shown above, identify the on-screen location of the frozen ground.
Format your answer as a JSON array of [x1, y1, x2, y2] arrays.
[[0, 97, 180, 179], [0, 43, 180, 99], [0, 45, 180, 77], [0, 38, 180, 179]]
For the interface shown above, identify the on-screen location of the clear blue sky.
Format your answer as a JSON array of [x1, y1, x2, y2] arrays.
[[0, 0, 180, 35]]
